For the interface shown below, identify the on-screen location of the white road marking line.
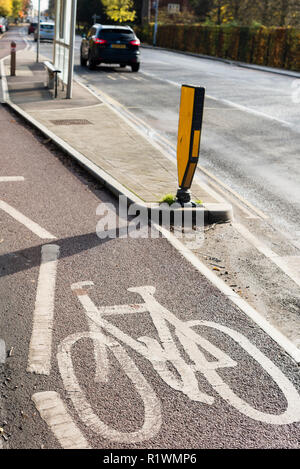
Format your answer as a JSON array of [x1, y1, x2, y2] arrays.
[[155, 224, 300, 364], [107, 75, 117, 81], [27, 244, 60, 375], [0, 59, 9, 103], [120, 75, 128, 80], [233, 222, 300, 288], [132, 76, 141, 81], [32, 391, 91, 449], [0, 200, 56, 239], [0, 339, 6, 448], [0, 339, 5, 364], [140, 70, 296, 130], [197, 165, 268, 219], [0, 177, 25, 182]]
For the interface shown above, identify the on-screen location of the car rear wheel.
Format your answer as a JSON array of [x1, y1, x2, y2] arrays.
[[131, 63, 140, 72]]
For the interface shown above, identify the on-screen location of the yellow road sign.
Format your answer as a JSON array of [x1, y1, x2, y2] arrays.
[[177, 85, 205, 190]]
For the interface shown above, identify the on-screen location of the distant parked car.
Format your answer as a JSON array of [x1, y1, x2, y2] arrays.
[[34, 22, 54, 42], [80, 24, 140, 72], [28, 21, 37, 34], [0, 17, 7, 33], [3, 17, 9, 31]]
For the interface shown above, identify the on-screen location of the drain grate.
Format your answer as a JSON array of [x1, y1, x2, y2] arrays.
[[50, 119, 93, 126]]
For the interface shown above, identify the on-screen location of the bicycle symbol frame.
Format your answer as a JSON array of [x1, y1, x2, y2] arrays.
[[54, 282, 300, 444]]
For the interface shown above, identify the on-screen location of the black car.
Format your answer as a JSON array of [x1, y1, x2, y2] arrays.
[[80, 24, 140, 72]]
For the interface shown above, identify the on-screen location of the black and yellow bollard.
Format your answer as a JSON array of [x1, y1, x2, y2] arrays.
[[176, 85, 205, 205]]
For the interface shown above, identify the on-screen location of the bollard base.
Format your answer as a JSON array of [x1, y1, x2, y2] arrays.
[[176, 188, 192, 205]]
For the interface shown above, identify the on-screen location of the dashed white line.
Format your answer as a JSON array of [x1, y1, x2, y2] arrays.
[[32, 391, 91, 449], [27, 244, 60, 375], [107, 75, 117, 81], [0, 177, 25, 182], [0, 339, 6, 364], [0, 200, 56, 239]]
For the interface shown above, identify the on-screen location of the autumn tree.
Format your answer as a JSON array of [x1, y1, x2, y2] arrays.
[[101, 0, 136, 23], [12, 0, 22, 17], [0, 0, 12, 16]]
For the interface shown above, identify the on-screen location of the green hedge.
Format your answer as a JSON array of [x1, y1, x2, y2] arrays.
[[135, 24, 300, 72]]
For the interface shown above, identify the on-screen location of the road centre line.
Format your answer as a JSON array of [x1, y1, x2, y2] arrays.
[[32, 391, 91, 449], [155, 223, 300, 364], [27, 244, 60, 375], [0, 200, 56, 239], [0, 176, 25, 182]]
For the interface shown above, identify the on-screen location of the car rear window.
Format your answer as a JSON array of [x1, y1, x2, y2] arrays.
[[97, 29, 135, 40], [41, 24, 54, 30]]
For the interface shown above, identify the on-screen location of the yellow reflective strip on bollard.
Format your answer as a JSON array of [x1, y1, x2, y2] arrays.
[[177, 86, 195, 187], [192, 130, 201, 158], [184, 163, 197, 188]]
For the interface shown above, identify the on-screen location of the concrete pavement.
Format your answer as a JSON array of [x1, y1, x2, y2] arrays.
[[1, 48, 232, 223]]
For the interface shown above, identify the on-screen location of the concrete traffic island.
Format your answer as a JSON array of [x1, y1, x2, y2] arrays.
[[1, 49, 232, 225]]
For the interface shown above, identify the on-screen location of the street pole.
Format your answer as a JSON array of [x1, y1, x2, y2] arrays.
[[153, 0, 159, 47], [67, 0, 77, 99], [36, 0, 41, 63]]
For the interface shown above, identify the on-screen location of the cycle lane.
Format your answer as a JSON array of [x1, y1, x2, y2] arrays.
[[0, 106, 300, 448]]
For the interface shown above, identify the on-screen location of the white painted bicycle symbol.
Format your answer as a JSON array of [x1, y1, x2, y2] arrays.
[[56, 282, 300, 444]]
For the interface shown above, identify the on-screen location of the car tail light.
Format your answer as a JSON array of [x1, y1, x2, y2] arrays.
[[130, 39, 140, 46], [94, 38, 107, 45]]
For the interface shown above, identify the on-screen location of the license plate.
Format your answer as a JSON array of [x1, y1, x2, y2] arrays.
[[111, 44, 126, 49]]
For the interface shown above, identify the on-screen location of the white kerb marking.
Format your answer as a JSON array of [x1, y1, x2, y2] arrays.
[[0, 200, 56, 239], [27, 244, 60, 375], [0, 177, 25, 182], [0, 339, 6, 364], [32, 391, 91, 449]]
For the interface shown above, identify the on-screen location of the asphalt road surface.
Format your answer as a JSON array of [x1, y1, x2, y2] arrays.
[[30, 29, 300, 352], [0, 26, 300, 450]]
